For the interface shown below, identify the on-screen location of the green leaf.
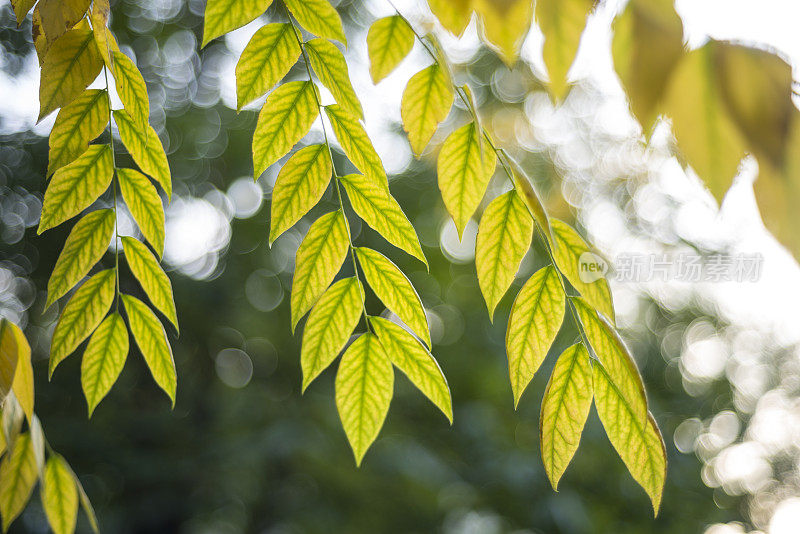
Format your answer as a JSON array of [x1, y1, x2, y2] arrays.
[[335, 333, 393, 466], [369, 316, 451, 422], [306, 38, 363, 119], [114, 110, 172, 198], [437, 121, 496, 239], [550, 218, 615, 322], [401, 64, 453, 157], [356, 247, 430, 347], [540, 343, 593, 489], [291, 210, 350, 331], [81, 312, 128, 416], [235, 23, 300, 110], [48, 89, 109, 176], [41, 454, 79, 534], [49, 269, 115, 378], [475, 190, 533, 320], [505, 265, 565, 406], [428, 0, 473, 37], [339, 173, 427, 267], [573, 297, 647, 424], [270, 144, 332, 244], [0, 432, 37, 532], [300, 277, 364, 391], [38, 144, 113, 234], [325, 104, 386, 185], [0, 320, 21, 400], [122, 294, 176, 405], [252, 80, 319, 179], [118, 168, 165, 257], [39, 25, 103, 120], [121, 237, 178, 332], [506, 155, 550, 236], [111, 50, 149, 135], [202, 0, 274, 47], [46, 209, 114, 310], [284, 0, 346, 46], [536, 0, 594, 100], [10, 325, 34, 423], [594, 362, 666, 515], [367, 16, 415, 83]]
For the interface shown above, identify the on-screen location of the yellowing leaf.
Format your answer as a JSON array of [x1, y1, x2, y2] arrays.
[[335, 333, 393, 465], [356, 247, 430, 347], [11, 0, 36, 25], [291, 210, 350, 331], [300, 277, 364, 391], [594, 362, 666, 515], [550, 218, 614, 322], [540, 343, 593, 489], [473, 0, 533, 66], [536, 0, 594, 100], [41, 454, 79, 534], [235, 23, 300, 110], [428, 0, 473, 37], [81, 312, 128, 416], [370, 316, 451, 422], [118, 168, 165, 257], [10, 325, 34, 423], [49, 269, 115, 378], [111, 50, 150, 135], [252, 80, 319, 179], [475, 190, 533, 320], [367, 16, 415, 83], [437, 121, 496, 239], [39, 25, 103, 120], [36, 0, 89, 43], [48, 89, 109, 175], [505, 156, 550, 237], [306, 38, 363, 119], [339, 173, 427, 266], [114, 110, 172, 198], [38, 144, 113, 234], [0, 320, 22, 400], [401, 64, 453, 158], [270, 144, 332, 244], [122, 294, 176, 405], [284, 0, 346, 46], [325, 104, 386, 184], [0, 432, 37, 532], [121, 237, 178, 332], [46, 209, 114, 310], [89, 3, 120, 68], [505, 265, 565, 406], [202, 0, 274, 47]]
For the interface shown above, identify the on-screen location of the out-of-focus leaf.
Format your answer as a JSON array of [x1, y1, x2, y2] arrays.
[[401, 64, 453, 157], [118, 168, 165, 257], [536, 0, 594, 101], [0, 432, 37, 532], [284, 0, 346, 46], [89, 2, 120, 68], [0, 320, 21, 400], [367, 16, 415, 83], [306, 38, 363, 119], [506, 155, 550, 236], [41, 454, 79, 534], [473, 0, 533, 66], [111, 51, 149, 135], [202, 0, 273, 47], [69, 466, 98, 534], [9, 326, 33, 423], [81, 312, 129, 416], [325, 105, 386, 185], [114, 110, 172, 198], [235, 23, 300, 110], [428, 0, 473, 36], [11, 0, 36, 25], [48, 89, 109, 175], [121, 237, 178, 331]]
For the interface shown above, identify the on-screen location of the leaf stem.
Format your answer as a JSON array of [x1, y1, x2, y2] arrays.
[[100, 54, 121, 313]]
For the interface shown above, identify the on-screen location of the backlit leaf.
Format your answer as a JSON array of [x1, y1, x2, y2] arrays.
[[291, 210, 350, 331], [356, 247, 430, 347], [437, 121, 496, 239], [38, 144, 113, 234], [401, 64, 453, 157], [202, 0, 273, 47], [71, 467, 98, 534], [0, 320, 21, 400], [284, 0, 346, 46], [301, 277, 364, 391], [475, 190, 533, 320], [306, 38, 363, 119], [49, 269, 115, 378], [0, 433, 37, 532], [270, 144, 332, 244], [41, 454, 78, 534], [48, 89, 109, 175], [36, 0, 89, 43], [235, 23, 300, 110], [81, 312, 129, 416], [505, 156, 550, 237], [339, 173, 427, 266], [111, 50, 150, 135], [325, 104, 386, 184], [252, 80, 319, 178], [370, 316, 451, 422], [118, 168, 165, 257], [11, 0, 36, 25], [428, 0, 473, 37], [505, 265, 565, 406], [114, 110, 172, 198], [122, 294, 176, 405], [122, 237, 178, 331], [473, 0, 533, 66], [536, 0, 594, 100], [540, 343, 593, 489], [335, 333, 393, 465], [367, 16, 415, 83], [89, 2, 120, 68], [9, 325, 33, 423]]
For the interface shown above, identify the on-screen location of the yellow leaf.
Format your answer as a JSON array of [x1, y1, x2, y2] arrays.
[[89, 3, 120, 69], [118, 168, 165, 257], [49, 269, 115, 378], [367, 16, 415, 83], [0, 433, 37, 532], [36, 0, 90, 43], [11, 0, 36, 25], [325, 104, 386, 185], [335, 333, 393, 466], [536, 0, 594, 101], [112, 50, 150, 135], [291, 210, 350, 332], [306, 38, 363, 119], [10, 326, 34, 423], [473, 0, 533, 66], [38, 144, 114, 234], [121, 236, 178, 332], [235, 23, 300, 110], [252, 80, 319, 179], [41, 455, 79, 534], [81, 312, 129, 416], [114, 110, 172, 198], [437, 121, 496, 239], [0, 320, 21, 400], [505, 156, 550, 237], [284, 0, 346, 46], [202, 0, 274, 47], [48, 89, 109, 176], [505, 265, 565, 406], [270, 144, 332, 244], [428, 0, 473, 37], [401, 64, 453, 157]]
